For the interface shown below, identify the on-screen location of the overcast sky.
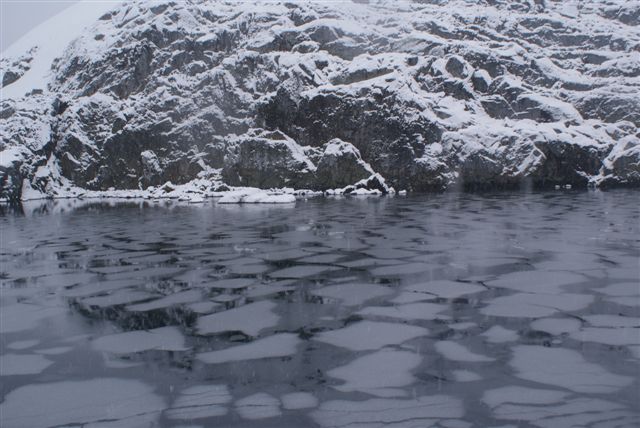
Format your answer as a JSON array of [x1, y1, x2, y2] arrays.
[[1, 0, 77, 52]]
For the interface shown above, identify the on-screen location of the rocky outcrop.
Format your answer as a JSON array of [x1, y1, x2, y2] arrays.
[[1, 0, 639, 201], [315, 139, 374, 189], [600, 136, 640, 187], [221, 129, 315, 189], [0, 48, 35, 87]]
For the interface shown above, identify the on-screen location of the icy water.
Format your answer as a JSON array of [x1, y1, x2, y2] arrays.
[[1, 191, 639, 428]]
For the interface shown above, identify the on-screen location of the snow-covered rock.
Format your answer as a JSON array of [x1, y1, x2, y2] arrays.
[[1, 0, 639, 201], [315, 138, 374, 189], [221, 129, 315, 189]]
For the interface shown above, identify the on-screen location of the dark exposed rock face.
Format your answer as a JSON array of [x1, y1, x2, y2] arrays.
[[221, 129, 315, 189], [601, 137, 640, 187], [1, 0, 639, 201], [315, 139, 374, 189]]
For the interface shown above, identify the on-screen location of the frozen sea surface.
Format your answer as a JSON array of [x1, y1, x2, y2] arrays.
[[1, 191, 639, 427]]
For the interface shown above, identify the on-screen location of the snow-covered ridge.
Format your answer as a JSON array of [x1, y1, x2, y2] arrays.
[[1, 1, 118, 99], [1, 0, 639, 202]]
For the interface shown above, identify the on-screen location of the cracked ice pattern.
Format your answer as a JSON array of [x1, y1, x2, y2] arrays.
[[1, 192, 638, 426]]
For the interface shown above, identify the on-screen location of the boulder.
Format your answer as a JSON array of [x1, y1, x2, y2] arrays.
[[222, 129, 315, 188], [601, 137, 640, 186], [340, 173, 393, 195], [314, 139, 374, 189], [471, 70, 492, 93], [140, 150, 163, 187], [530, 140, 606, 187]]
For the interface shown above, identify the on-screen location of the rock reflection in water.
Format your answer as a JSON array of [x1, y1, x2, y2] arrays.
[[1, 191, 638, 427]]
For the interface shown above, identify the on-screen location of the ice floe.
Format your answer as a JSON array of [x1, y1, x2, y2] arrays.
[[311, 395, 463, 427], [596, 282, 639, 298], [211, 293, 244, 304], [125, 290, 203, 312], [564, 315, 640, 346], [605, 297, 640, 307], [208, 277, 257, 290], [357, 302, 447, 321], [483, 386, 638, 428], [530, 318, 582, 335], [228, 262, 270, 275], [0, 378, 165, 428], [234, 393, 281, 419], [629, 345, 640, 359], [281, 392, 319, 410], [584, 315, 640, 328], [390, 291, 436, 304], [402, 280, 485, 299], [102, 355, 144, 370], [260, 248, 308, 262], [269, 264, 339, 279], [533, 252, 604, 277], [339, 257, 405, 268], [311, 283, 391, 306], [570, 327, 640, 346], [452, 370, 482, 382], [511, 345, 632, 393], [364, 248, 417, 259], [35, 346, 73, 355], [92, 326, 188, 354], [165, 385, 231, 420], [62, 278, 142, 298], [326, 348, 421, 397], [483, 385, 567, 408], [299, 253, 345, 264], [481, 326, 519, 343], [196, 300, 278, 337], [188, 301, 222, 314], [435, 341, 494, 362], [7, 339, 40, 350], [480, 292, 593, 318], [198, 333, 300, 364], [217, 190, 296, 204], [449, 322, 476, 330], [246, 281, 296, 299], [369, 262, 431, 277], [486, 271, 585, 294], [79, 289, 155, 308], [0, 354, 53, 375], [0, 303, 66, 334], [314, 320, 428, 351]]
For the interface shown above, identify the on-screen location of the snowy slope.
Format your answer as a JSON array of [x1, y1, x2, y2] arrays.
[[1, 0, 639, 202], [1, 1, 119, 99]]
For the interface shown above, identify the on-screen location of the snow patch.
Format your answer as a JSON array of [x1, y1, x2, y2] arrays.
[[2, 1, 118, 98], [217, 189, 296, 204]]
